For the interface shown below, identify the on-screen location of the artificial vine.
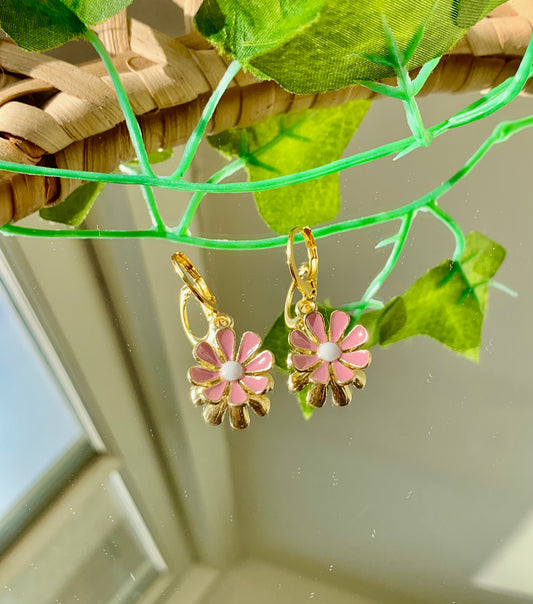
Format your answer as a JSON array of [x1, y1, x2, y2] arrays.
[[0, 0, 528, 418]]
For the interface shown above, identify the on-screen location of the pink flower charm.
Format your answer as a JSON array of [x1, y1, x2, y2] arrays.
[[188, 328, 274, 429], [288, 310, 371, 408]]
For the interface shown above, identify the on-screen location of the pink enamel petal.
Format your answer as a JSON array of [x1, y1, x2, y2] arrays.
[[341, 350, 370, 369], [329, 310, 350, 343], [244, 350, 274, 373], [241, 375, 269, 394], [195, 341, 222, 367], [340, 324, 368, 351], [216, 329, 235, 361], [305, 312, 327, 344], [189, 366, 220, 385], [332, 361, 355, 384], [229, 381, 248, 405], [290, 329, 318, 352], [237, 331, 262, 363], [292, 354, 320, 371], [310, 361, 330, 384], [203, 380, 227, 402]]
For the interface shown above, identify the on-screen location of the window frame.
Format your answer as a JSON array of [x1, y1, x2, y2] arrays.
[[0, 233, 196, 601]]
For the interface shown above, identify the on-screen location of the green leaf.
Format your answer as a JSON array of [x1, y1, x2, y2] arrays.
[[195, 0, 325, 66], [0, 1, 85, 51], [40, 181, 105, 226], [0, 0, 134, 52], [298, 390, 315, 420], [454, 0, 505, 27], [364, 231, 506, 360], [196, 0, 506, 93], [61, 0, 134, 24], [264, 232, 505, 418], [263, 311, 292, 374], [208, 100, 371, 234], [129, 148, 174, 166]]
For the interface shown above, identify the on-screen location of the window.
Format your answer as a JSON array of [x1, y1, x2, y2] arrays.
[[0, 237, 194, 603]]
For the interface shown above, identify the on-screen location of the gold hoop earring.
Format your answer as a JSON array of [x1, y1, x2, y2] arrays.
[[285, 228, 371, 409], [172, 252, 274, 429]]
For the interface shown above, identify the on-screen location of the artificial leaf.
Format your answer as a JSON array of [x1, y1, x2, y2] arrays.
[[40, 181, 105, 226], [196, 0, 506, 93], [298, 390, 315, 420], [454, 0, 505, 27], [208, 100, 371, 234], [365, 231, 506, 360], [263, 311, 292, 374], [61, 0, 134, 24], [195, 0, 324, 65], [265, 231, 505, 382], [129, 148, 174, 166], [0, 0, 134, 52], [0, 1, 86, 51]]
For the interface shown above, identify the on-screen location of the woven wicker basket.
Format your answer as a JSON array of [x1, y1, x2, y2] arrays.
[[0, 0, 532, 226]]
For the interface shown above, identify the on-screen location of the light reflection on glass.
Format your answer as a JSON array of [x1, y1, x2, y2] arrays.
[[474, 508, 533, 599], [0, 267, 92, 543]]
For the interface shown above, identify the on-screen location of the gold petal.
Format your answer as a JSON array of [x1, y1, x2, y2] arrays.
[[264, 374, 275, 392], [248, 394, 271, 416], [190, 385, 206, 406], [203, 401, 227, 425], [289, 371, 309, 392], [307, 382, 327, 408], [353, 370, 367, 389], [229, 404, 250, 430], [330, 380, 352, 407]]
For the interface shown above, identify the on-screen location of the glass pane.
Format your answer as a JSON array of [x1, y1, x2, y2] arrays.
[[0, 267, 94, 548], [0, 472, 165, 604]]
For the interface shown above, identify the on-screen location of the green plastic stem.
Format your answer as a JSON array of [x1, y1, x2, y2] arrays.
[[426, 202, 465, 261], [346, 211, 414, 320], [0, 132, 406, 191], [3, 111, 532, 199], [171, 60, 242, 179], [174, 116, 315, 235], [3, 114, 528, 248], [2, 114, 533, 250], [397, 58, 432, 146], [175, 158, 245, 235], [120, 164, 166, 231], [85, 29, 155, 178], [141, 185, 166, 232]]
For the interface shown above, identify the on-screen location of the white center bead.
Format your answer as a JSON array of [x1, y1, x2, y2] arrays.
[[318, 342, 342, 362], [220, 360, 244, 382]]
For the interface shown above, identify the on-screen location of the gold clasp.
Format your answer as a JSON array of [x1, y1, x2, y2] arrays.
[[285, 227, 319, 329], [172, 252, 217, 312], [172, 252, 233, 345]]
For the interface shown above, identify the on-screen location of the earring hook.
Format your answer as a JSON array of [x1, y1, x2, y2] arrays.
[[285, 227, 319, 329], [172, 252, 233, 344], [171, 251, 218, 313], [286, 226, 318, 300]]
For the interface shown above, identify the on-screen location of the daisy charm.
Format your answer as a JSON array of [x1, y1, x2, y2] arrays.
[[189, 328, 274, 429], [288, 310, 370, 408], [172, 251, 275, 430], [285, 226, 371, 409]]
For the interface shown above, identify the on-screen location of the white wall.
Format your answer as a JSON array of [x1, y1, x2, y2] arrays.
[[176, 90, 533, 604]]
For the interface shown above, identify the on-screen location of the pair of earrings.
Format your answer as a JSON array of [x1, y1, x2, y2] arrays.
[[171, 227, 371, 430]]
